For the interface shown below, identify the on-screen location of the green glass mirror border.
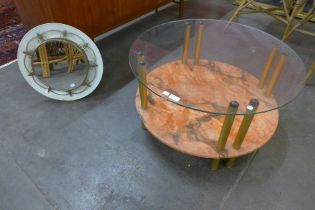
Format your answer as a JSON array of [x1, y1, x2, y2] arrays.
[[30, 38, 89, 92], [23, 32, 98, 96]]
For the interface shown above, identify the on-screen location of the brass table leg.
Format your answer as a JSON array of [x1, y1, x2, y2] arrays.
[[226, 158, 236, 168], [182, 22, 192, 64], [213, 101, 239, 170], [138, 61, 148, 109], [258, 48, 277, 88], [227, 99, 259, 168], [193, 22, 204, 65], [264, 54, 287, 97], [137, 52, 148, 129], [211, 159, 221, 171]]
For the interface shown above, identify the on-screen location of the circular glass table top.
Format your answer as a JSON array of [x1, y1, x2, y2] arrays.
[[129, 19, 305, 115]]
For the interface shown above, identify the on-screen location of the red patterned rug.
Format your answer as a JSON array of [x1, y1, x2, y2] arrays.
[[0, 0, 26, 66]]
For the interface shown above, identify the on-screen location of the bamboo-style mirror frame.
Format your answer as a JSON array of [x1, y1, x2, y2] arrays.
[[17, 23, 103, 101]]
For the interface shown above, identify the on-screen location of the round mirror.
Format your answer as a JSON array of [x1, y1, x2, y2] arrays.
[[32, 39, 89, 91], [17, 23, 103, 101]]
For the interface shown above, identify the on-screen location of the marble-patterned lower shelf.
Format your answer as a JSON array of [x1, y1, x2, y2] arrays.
[[135, 60, 279, 158]]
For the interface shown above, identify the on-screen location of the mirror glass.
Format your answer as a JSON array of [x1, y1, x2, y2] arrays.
[[31, 39, 89, 91]]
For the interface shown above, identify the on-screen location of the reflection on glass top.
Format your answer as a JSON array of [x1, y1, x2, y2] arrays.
[[129, 19, 305, 115]]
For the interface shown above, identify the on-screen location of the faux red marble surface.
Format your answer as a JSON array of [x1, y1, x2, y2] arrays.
[[135, 60, 279, 158]]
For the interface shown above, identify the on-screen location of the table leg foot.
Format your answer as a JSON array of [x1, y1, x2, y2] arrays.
[[211, 159, 220, 171], [226, 158, 236, 168]]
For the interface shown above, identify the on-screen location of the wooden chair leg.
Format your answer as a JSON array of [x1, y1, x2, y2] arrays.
[[283, 6, 315, 41], [65, 43, 75, 73], [282, 1, 307, 40], [225, 0, 254, 31]]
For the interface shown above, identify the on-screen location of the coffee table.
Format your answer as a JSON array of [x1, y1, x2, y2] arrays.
[[129, 19, 305, 170]]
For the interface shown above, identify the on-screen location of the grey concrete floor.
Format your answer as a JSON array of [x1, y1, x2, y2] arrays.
[[0, 1, 315, 210]]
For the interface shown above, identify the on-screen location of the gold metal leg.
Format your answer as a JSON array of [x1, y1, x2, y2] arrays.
[[182, 22, 192, 64], [226, 158, 236, 168], [232, 99, 259, 149], [228, 99, 259, 168], [138, 61, 148, 109], [258, 48, 277, 88], [137, 52, 148, 109], [38, 44, 50, 78], [216, 101, 239, 152], [211, 159, 220, 171], [137, 54, 147, 129], [211, 101, 239, 171], [264, 54, 287, 96], [304, 62, 315, 83], [193, 22, 204, 65]]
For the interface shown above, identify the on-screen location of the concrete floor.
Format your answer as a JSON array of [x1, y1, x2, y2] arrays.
[[0, 1, 315, 209]]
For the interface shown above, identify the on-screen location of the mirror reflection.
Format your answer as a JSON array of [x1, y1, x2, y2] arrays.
[[31, 39, 89, 91]]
